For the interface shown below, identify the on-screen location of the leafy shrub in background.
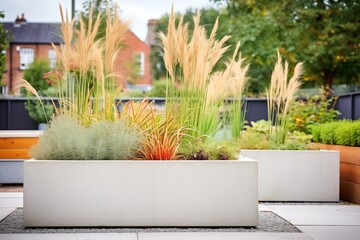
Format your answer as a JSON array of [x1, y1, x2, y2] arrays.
[[319, 122, 340, 144], [21, 60, 55, 124], [240, 120, 311, 150], [21, 59, 51, 96], [24, 100, 54, 123], [31, 115, 141, 160], [312, 120, 360, 146], [149, 80, 167, 97], [289, 91, 340, 134]]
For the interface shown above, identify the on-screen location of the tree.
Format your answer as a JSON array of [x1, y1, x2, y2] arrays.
[[212, 0, 360, 90], [0, 11, 8, 85], [76, 0, 115, 40]]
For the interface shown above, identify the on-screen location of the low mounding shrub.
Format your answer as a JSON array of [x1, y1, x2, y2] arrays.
[[239, 120, 311, 150], [31, 115, 141, 160], [312, 120, 360, 147]]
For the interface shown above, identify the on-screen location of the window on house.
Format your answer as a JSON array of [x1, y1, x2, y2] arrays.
[[48, 49, 56, 69], [133, 52, 145, 76], [19, 48, 34, 70]]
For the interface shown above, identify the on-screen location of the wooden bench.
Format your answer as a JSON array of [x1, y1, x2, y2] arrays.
[[0, 131, 41, 184]]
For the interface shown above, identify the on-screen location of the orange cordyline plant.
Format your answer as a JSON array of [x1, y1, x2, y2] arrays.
[[120, 99, 186, 160]]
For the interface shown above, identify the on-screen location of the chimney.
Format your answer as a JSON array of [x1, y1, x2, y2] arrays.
[[15, 13, 27, 25], [145, 19, 158, 47]]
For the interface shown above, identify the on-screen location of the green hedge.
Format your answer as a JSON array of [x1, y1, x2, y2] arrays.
[[312, 120, 360, 146]]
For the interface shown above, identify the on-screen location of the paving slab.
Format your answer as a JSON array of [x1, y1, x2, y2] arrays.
[[0, 197, 23, 208], [298, 226, 360, 240], [0, 193, 23, 197], [0, 207, 16, 221], [138, 232, 312, 240], [0, 233, 137, 240], [258, 204, 272, 211], [0, 192, 23, 209], [265, 205, 360, 226]]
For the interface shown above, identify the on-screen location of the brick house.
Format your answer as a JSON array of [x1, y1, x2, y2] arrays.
[[2, 14, 152, 94]]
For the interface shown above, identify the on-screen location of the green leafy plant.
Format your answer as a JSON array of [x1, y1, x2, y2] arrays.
[[149, 80, 167, 97], [0, 11, 8, 85], [312, 120, 360, 147], [31, 115, 140, 160], [240, 120, 310, 150], [289, 90, 340, 134], [180, 139, 240, 160], [19, 60, 55, 124], [21, 59, 51, 96], [24, 100, 54, 123]]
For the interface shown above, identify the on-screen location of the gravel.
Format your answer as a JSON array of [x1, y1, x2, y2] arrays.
[[0, 208, 300, 234]]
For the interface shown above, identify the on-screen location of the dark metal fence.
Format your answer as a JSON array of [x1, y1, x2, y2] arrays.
[[335, 91, 360, 120], [1, 93, 359, 130]]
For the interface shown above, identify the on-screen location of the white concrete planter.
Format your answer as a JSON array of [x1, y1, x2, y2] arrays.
[[24, 158, 258, 227], [241, 150, 340, 202]]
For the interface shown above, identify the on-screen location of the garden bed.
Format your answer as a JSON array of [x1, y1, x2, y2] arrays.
[[24, 158, 258, 227], [311, 143, 360, 204], [240, 150, 339, 202]]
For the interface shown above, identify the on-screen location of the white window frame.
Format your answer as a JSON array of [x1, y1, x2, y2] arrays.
[[48, 49, 57, 69], [19, 48, 34, 70], [133, 52, 145, 76]]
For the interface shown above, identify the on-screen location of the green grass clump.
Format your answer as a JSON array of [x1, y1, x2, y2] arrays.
[[312, 120, 360, 146], [31, 115, 140, 160]]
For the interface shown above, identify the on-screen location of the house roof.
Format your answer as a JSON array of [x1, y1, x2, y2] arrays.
[[2, 22, 63, 44]]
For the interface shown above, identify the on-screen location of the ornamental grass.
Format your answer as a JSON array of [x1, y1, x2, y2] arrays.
[[266, 52, 303, 144], [21, 3, 305, 160], [50, 4, 128, 126], [159, 8, 250, 142]]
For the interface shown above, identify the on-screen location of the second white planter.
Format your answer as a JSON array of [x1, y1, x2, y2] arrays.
[[241, 150, 340, 202]]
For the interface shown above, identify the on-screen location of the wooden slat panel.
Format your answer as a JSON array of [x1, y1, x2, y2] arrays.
[[0, 149, 31, 159], [340, 180, 360, 204], [0, 138, 38, 149], [311, 143, 360, 165], [341, 162, 360, 185]]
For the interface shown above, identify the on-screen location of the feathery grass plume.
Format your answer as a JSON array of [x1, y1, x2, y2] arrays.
[[160, 8, 233, 142], [266, 52, 303, 144], [226, 42, 250, 138], [51, 4, 128, 126]]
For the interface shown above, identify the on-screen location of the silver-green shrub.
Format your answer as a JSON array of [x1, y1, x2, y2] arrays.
[[31, 115, 141, 160]]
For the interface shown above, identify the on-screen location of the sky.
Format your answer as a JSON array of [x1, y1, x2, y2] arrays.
[[1, 0, 215, 41]]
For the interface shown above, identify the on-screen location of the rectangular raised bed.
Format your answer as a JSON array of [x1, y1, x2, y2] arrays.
[[241, 150, 339, 202], [24, 158, 258, 227]]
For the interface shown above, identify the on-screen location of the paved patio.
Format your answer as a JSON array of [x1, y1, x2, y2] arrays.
[[0, 190, 359, 240]]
